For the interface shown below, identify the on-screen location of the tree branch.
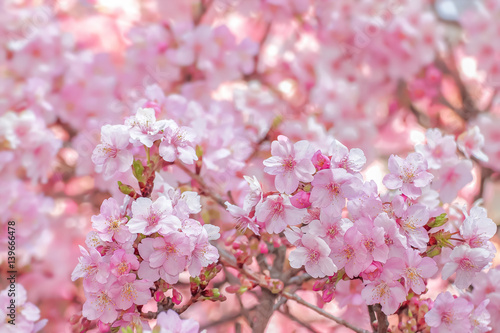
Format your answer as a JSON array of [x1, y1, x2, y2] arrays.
[[281, 292, 371, 333]]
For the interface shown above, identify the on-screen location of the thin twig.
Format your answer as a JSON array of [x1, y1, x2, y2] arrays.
[[282, 292, 371, 333]]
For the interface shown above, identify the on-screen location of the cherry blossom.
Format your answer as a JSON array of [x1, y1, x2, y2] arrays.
[[92, 125, 133, 180], [91, 198, 133, 243], [255, 194, 306, 234], [441, 245, 492, 289], [383, 153, 433, 199], [457, 126, 489, 162], [425, 292, 474, 333], [127, 196, 181, 235], [263, 135, 315, 194], [289, 233, 337, 278]]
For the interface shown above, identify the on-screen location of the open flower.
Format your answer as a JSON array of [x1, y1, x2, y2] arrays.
[[263, 135, 315, 194], [289, 233, 337, 278], [442, 245, 491, 289], [255, 194, 306, 234], [127, 196, 181, 235], [425, 292, 474, 333], [92, 125, 133, 180], [383, 153, 433, 199]]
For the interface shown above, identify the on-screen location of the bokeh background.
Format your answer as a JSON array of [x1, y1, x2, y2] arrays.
[[1, 0, 500, 332]]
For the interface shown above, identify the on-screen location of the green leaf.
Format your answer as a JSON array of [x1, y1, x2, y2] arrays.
[[132, 159, 145, 182]]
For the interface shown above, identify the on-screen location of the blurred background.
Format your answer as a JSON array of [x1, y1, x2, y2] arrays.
[[1, 0, 500, 331]]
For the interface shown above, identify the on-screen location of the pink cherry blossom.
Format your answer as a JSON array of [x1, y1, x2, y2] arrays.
[[0, 284, 46, 333], [109, 274, 154, 310], [126, 108, 165, 147], [459, 206, 497, 250], [457, 126, 489, 162], [395, 204, 430, 250], [415, 128, 457, 169], [361, 270, 407, 315], [154, 309, 200, 333], [383, 153, 434, 199], [92, 124, 133, 180], [109, 249, 139, 278], [263, 135, 315, 194], [307, 214, 352, 247], [127, 196, 181, 235], [387, 249, 438, 294], [82, 278, 118, 324], [310, 168, 363, 213], [373, 213, 408, 256], [71, 246, 110, 292], [159, 120, 198, 164], [225, 201, 260, 235], [91, 198, 132, 243], [331, 226, 371, 278], [289, 190, 311, 209], [187, 228, 219, 276], [442, 245, 492, 289], [255, 194, 307, 234], [289, 233, 337, 278], [137, 232, 190, 284], [431, 160, 473, 203], [469, 300, 491, 333], [425, 292, 474, 333], [311, 150, 331, 170], [328, 139, 366, 173]]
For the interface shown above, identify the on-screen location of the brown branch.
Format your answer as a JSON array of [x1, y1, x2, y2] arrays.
[[281, 292, 371, 333], [200, 307, 256, 330], [367, 305, 377, 332], [374, 304, 389, 333]]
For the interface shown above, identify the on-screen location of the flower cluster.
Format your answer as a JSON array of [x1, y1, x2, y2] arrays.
[[226, 130, 495, 322], [72, 109, 220, 330]]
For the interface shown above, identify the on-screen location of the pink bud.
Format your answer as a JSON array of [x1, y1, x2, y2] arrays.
[[290, 190, 311, 209], [142, 101, 161, 115], [225, 285, 240, 294], [172, 288, 183, 305], [154, 291, 165, 302], [311, 150, 330, 170], [259, 241, 268, 254], [360, 261, 383, 281], [98, 321, 110, 332]]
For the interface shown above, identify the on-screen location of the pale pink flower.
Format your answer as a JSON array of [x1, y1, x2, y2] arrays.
[[92, 124, 133, 180], [442, 245, 491, 289], [137, 233, 190, 284], [373, 213, 408, 256], [187, 229, 219, 276], [82, 278, 118, 324], [431, 160, 473, 203], [387, 249, 438, 294], [331, 226, 371, 278], [460, 206, 497, 249], [328, 139, 366, 173], [242, 175, 263, 211], [255, 194, 307, 234], [307, 214, 352, 247], [470, 300, 491, 333], [383, 153, 433, 199], [415, 129, 457, 169], [109, 249, 139, 278], [357, 222, 389, 263], [263, 135, 315, 194], [127, 196, 181, 235], [361, 270, 407, 315], [225, 201, 260, 235], [127, 108, 165, 147], [109, 274, 154, 310], [71, 246, 110, 292], [289, 233, 337, 278], [396, 204, 430, 250], [457, 126, 489, 162], [425, 292, 474, 333], [0, 284, 46, 333], [310, 168, 363, 213], [159, 120, 198, 164], [92, 198, 132, 243], [155, 309, 200, 333]]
